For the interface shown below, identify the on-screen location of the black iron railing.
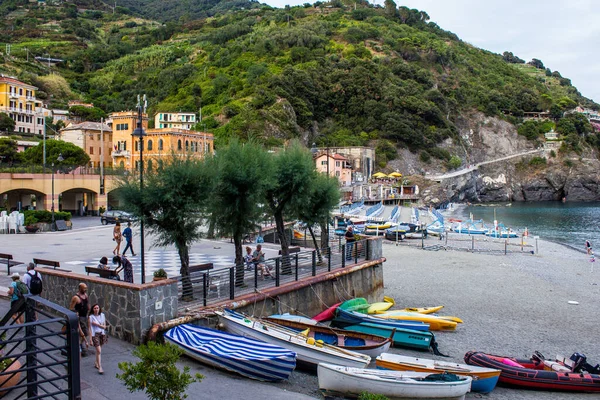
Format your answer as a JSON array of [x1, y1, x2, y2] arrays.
[[0, 296, 81, 399], [177, 239, 369, 307]]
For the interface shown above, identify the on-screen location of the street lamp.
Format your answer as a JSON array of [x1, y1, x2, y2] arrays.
[[51, 153, 64, 231], [132, 94, 147, 284]]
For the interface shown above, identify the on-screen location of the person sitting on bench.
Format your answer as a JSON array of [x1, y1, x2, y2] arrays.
[[252, 244, 272, 280], [98, 257, 109, 270]]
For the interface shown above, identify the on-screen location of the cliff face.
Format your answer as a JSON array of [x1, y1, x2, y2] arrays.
[[418, 113, 600, 205]]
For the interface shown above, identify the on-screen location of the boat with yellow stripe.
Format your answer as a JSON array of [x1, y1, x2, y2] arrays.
[[371, 311, 461, 331]]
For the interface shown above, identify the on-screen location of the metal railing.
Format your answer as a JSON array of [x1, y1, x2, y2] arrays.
[[177, 239, 369, 307], [0, 295, 81, 399]]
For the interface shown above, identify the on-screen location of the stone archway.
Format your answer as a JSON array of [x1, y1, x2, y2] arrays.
[[61, 188, 100, 216], [0, 188, 45, 212]]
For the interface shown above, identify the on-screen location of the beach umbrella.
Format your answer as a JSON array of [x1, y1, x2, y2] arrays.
[[389, 172, 402, 178], [372, 172, 387, 178]]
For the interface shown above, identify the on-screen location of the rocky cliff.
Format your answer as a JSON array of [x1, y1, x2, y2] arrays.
[[409, 112, 600, 205]]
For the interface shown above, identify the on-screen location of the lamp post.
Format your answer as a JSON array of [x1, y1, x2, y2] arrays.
[[132, 95, 147, 284], [51, 153, 64, 231]]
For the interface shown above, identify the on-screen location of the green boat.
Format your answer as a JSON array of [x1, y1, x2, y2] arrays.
[[331, 320, 434, 351], [338, 298, 370, 313]]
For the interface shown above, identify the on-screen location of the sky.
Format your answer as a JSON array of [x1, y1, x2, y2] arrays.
[[261, 0, 600, 104]]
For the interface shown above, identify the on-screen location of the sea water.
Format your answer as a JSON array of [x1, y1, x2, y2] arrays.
[[450, 202, 600, 251]]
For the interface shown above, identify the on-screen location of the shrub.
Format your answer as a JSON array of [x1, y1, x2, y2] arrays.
[[564, 159, 573, 167], [447, 155, 462, 169], [358, 393, 389, 400], [419, 151, 431, 163], [117, 341, 203, 400], [550, 150, 556, 158], [153, 268, 168, 278], [529, 156, 547, 167]]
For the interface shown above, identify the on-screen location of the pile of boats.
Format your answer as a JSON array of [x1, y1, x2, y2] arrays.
[[164, 297, 600, 398]]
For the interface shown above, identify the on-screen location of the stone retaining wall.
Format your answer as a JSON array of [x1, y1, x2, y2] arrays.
[[38, 270, 178, 344]]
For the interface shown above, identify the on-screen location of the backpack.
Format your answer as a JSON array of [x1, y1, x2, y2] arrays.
[[15, 281, 29, 298], [28, 271, 43, 295]]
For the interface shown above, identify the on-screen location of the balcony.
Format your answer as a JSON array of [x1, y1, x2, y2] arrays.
[[111, 150, 131, 157]]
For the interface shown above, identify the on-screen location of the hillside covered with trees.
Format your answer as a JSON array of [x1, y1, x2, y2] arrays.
[[1, 0, 599, 167]]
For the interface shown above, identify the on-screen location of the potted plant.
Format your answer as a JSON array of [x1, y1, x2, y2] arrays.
[[153, 268, 168, 281], [24, 215, 39, 233], [0, 333, 21, 396]]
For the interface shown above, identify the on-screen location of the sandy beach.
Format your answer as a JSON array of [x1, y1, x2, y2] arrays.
[[275, 235, 600, 399]]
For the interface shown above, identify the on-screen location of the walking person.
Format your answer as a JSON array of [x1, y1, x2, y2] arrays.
[[345, 225, 355, 260], [69, 283, 91, 356], [112, 221, 122, 255], [585, 240, 592, 255], [113, 255, 134, 283], [7, 273, 26, 324], [22, 262, 43, 295], [122, 222, 136, 257], [88, 304, 108, 374]]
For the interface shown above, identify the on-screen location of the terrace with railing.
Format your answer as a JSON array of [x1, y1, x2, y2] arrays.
[[176, 238, 370, 309]]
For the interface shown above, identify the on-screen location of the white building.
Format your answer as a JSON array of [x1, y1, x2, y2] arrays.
[[154, 112, 196, 130]]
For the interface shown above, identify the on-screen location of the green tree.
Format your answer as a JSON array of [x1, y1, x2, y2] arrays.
[[0, 138, 20, 166], [265, 141, 315, 272], [0, 113, 15, 133], [20, 139, 90, 167], [210, 139, 273, 286], [117, 341, 203, 400], [68, 106, 107, 122], [384, 0, 397, 17], [117, 155, 213, 299], [447, 155, 462, 169], [295, 172, 339, 262]]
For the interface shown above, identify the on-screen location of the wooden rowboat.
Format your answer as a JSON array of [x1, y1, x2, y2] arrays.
[[377, 353, 500, 393], [264, 317, 392, 358], [318, 363, 472, 400], [216, 309, 371, 369]]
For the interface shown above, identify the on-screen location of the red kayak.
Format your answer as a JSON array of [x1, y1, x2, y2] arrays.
[[465, 351, 600, 392], [312, 302, 341, 322]]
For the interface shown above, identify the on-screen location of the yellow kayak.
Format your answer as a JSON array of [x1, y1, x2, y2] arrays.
[[366, 223, 392, 230], [398, 306, 444, 315], [367, 296, 395, 314], [372, 311, 461, 331]]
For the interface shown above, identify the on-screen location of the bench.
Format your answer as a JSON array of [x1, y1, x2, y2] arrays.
[[278, 247, 301, 256], [33, 258, 61, 270], [0, 253, 17, 275], [85, 266, 120, 279], [189, 263, 214, 274]]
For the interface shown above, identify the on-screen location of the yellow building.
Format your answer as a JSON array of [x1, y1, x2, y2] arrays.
[[108, 111, 213, 170], [0, 74, 45, 134]]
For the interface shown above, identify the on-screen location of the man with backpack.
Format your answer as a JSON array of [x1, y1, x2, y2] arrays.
[[22, 262, 43, 295]]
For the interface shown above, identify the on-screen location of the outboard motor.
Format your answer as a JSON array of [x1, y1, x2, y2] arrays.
[[570, 353, 587, 372]]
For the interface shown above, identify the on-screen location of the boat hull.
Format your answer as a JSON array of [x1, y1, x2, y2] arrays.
[[335, 308, 430, 332], [264, 317, 391, 358], [331, 321, 433, 351], [164, 324, 296, 382], [318, 363, 472, 400], [377, 353, 499, 393], [216, 310, 371, 369], [464, 351, 600, 392], [371, 311, 458, 331]]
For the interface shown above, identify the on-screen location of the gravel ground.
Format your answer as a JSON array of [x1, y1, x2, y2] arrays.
[[378, 238, 600, 399]]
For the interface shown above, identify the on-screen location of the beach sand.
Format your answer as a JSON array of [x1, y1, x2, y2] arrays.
[[375, 237, 600, 399]]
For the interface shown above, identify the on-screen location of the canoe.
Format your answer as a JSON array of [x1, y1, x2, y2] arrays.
[[376, 353, 500, 393], [264, 317, 392, 358], [399, 306, 444, 315], [216, 309, 371, 369], [465, 351, 600, 392], [331, 321, 434, 351], [318, 363, 473, 400], [164, 324, 296, 382], [338, 298, 371, 313], [371, 311, 461, 330], [367, 296, 395, 314], [335, 308, 430, 332], [312, 302, 341, 322]]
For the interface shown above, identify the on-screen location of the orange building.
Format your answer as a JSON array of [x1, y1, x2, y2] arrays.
[[108, 111, 213, 170]]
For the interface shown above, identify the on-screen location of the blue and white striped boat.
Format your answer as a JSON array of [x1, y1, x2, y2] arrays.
[[164, 324, 297, 382]]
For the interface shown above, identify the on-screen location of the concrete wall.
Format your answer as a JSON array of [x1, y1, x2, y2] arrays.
[[38, 269, 178, 344]]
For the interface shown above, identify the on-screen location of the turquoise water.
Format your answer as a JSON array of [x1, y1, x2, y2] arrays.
[[451, 202, 600, 251]]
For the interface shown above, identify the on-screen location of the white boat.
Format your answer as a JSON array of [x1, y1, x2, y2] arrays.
[[216, 309, 371, 369], [318, 363, 472, 400]]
